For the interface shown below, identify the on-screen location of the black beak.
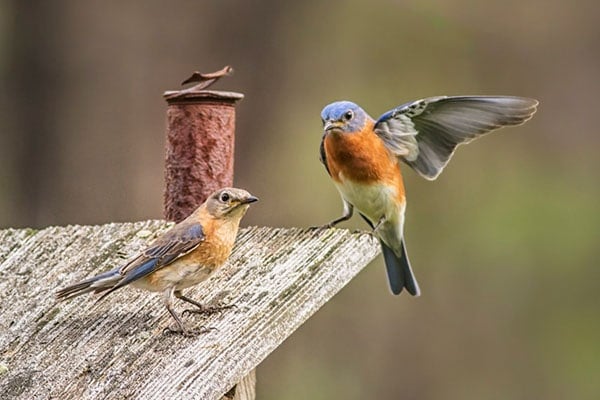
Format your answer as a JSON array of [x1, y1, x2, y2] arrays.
[[323, 120, 344, 133], [323, 121, 335, 132], [241, 195, 259, 204]]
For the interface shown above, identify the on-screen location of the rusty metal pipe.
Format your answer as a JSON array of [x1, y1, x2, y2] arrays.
[[163, 79, 243, 222]]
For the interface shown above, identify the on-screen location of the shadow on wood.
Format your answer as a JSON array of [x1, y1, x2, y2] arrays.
[[0, 222, 379, 399]]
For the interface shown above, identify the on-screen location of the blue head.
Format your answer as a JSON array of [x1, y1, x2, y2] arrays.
[[321, 101, 369, 134]]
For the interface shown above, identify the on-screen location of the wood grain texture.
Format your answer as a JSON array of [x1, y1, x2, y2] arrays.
[[0, 222, 380, 400]]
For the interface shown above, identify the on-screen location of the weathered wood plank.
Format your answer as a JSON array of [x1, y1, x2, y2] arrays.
[[222, 370, 255, 400], [0, 222, 380, 399]]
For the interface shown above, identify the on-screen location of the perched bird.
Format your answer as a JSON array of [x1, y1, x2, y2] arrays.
[[319, 96, 538, 296], [56, 187, 258, 335]]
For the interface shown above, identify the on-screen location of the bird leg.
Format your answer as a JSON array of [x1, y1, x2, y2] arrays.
[[312, 201, 354, 229], [326, 213, 353, 228], [351, 214, 387, 238], [176, 290, 234, 317], [162, 287, 189, 335], [372, 216, 385, 233], [162, 287, 213, 336]]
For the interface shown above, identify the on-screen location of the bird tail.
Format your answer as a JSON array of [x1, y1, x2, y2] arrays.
[[381, 239, 420, 296], [55, 268, 121, 301]]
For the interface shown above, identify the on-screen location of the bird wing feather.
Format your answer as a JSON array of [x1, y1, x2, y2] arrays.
[[104, 222, 206, 293], [373, 96, 538, 180], [121, 222, 205, 274], [319, 133, 331, 175]]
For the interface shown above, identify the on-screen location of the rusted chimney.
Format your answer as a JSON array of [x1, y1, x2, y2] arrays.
[[163, 66, 244, 222]]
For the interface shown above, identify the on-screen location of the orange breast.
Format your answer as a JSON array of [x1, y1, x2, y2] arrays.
[[144, 217, 238, 290], [173, 216, 237, 270], [324, 122, 405, 199]]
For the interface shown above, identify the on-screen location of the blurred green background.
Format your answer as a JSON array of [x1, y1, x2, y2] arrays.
[[1, 0, 599, 399]]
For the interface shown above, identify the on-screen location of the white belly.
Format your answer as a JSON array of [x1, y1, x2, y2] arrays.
[[334, 178, 403, 226], [131, 262, 213, 292]]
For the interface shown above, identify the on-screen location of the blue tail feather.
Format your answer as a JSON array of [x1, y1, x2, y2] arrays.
[[380, 240, 420, 296], [55, 267, 121, 300], [96, 258, 159, 301]]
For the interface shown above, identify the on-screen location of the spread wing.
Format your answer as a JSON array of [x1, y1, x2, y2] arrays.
[[98, 222, 205, 299], [373, 96, 538, 180]]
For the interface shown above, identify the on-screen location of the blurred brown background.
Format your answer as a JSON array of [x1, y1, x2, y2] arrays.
[[1, 1, 599, 399]]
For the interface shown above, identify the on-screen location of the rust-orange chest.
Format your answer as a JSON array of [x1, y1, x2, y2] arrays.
[[186, 219, 237, 269], [323, 125, 403, 187]]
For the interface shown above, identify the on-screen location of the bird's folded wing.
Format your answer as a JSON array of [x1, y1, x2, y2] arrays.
[[373, 96, 538, 180], [117, 222, 206, 284], [319, 134, 331, 175]]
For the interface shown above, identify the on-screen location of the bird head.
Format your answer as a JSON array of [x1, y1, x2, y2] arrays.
[[321, 101, 369, 134], [206, 188, 258, 219]]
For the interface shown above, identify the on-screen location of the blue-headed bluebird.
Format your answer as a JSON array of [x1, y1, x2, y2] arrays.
[[56, 187, 258, 335], [319, 96, 538, 296]]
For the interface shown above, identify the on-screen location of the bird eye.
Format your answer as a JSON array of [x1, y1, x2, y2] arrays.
[[220, 192, 230, 202], [344, 110, 354, 121]]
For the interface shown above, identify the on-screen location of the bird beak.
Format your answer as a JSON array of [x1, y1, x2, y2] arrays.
[[323, 120, 342, 132], [241, 195, 259, 205]]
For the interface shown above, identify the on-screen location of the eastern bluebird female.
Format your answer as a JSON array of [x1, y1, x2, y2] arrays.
[[56, 187, 258, 335], [319, 96, 538, 296]]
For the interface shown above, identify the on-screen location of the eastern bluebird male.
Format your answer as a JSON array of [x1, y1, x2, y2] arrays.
[[319, 96, 538, 296], [56, 187, 258, 335]]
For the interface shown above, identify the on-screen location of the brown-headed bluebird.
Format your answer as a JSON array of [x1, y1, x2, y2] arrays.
[[319, 96, 538, 296], [56, 187, 258, 335]]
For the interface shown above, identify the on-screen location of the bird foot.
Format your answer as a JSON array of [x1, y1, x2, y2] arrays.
[[309, 224, 328, 230], [182, 303, 236, 317], [309, 221, 340, 230], [162, 324, 216, 337]]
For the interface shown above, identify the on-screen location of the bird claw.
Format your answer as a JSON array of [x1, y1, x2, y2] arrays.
[[182, 303, 236, 317], [308, 224, 328, 230], [309, 221, 339, 231], [162, 324, 216, 337]]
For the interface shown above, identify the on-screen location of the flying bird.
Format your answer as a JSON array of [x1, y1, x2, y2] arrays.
[[319, 95, 538, 296]]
